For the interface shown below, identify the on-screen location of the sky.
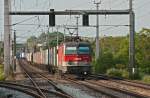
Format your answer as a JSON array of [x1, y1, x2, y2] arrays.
[[0, 0, 150, 43]]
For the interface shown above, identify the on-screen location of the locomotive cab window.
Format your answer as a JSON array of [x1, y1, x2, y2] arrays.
[[78, 46, 90, 54], [65, 47, 77, 54]]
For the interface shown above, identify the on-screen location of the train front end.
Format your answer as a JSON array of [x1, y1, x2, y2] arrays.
[[60, 42, 91, 75]]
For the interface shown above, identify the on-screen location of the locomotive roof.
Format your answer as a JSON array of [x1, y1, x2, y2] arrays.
[[64, 42, 90, 46]]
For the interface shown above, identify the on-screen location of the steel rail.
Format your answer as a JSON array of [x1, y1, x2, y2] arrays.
[[37, 74, 73, 98], [18, 60, 47, 98], [0, 81, 72, 98], [64, 75, 150, 98], [0, 83, 42, 98], [90, 74, 150, 90], [63, 75, 118, 98], [86, 80, 150, 98], [19, 59, 72, 98]]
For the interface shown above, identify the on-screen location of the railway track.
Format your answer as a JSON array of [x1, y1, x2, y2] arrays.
[[22, 60, 112, 98], [0, 81, 42, 98], [88, 74, 150, 98], [63, 75, 150, 98], [62, 75, 116, 98], [0, 81, 72, 98], [18, 59, 72, 98], [17, 59, 150, 98], [19, 60, 47, 98], [90, 74, 150, 89]]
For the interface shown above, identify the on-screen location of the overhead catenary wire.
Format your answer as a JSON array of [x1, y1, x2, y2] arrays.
[[12, 0, 53, 43], [97, 1, 128, 33], [5, 0, 150, 40], [63, 0, 130, 38], [12, 16, 38, 26], [16, 26, 41, 43], [0, 0, 149, 46], [100, 0, 150, 33], [2, 0, 150, 45]]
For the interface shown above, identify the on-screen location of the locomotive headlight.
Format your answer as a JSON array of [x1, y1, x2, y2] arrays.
[[74, 57, 82, 61], [84, 72, 87, 75]]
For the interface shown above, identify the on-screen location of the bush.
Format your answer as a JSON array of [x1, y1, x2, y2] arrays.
[[106, 68, 129, 79], [115, 64, 126, 69], [0, 73, 5, 80], [93, 52, 115, 74], [122, 70, 129, 79], [106, 68, 122, 77], [0, 64, 3, 68], [0, 64, 5, 80], [142, 75, 150, 83]]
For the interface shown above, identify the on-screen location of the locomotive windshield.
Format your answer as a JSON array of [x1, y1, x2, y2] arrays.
[[78, 47, 90, 54], [65, 46, 90, 55], [65, 47, 77, 54], [65, 42, 90, 55]]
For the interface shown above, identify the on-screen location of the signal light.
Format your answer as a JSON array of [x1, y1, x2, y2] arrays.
[[82, 14, 89, 26], [49, 9, 55, 26]]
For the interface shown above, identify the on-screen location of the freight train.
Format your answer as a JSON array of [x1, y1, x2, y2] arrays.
[[26, 41, 92, 75]]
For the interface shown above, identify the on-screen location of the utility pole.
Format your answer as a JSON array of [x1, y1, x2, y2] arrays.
[[94, 0, 101, 60], [13, 30, 16, 71], [56, 27, 59, 67], [75, 16, 79, 37], [129, 0, 135, 79], [0, 32, 2, 57], [4, 0, 11, 77], [47, 26, 50, 72], [63, 28, 66, 42], [56, 27, 59, 49]]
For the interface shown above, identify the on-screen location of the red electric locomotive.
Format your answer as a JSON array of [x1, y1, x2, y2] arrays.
[[58, 42, 91, 75]]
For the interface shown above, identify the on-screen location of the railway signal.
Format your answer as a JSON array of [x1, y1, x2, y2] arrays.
[[49, 9, 55, 26], [82, 14, 89, 26]]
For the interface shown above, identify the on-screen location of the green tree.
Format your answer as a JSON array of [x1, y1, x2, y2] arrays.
[[94, 51, 115, 74], [27, 36, 37, 52], [114, 37, 129, 66], [135, 28, 150, 74], [38, 33, 47, 44]]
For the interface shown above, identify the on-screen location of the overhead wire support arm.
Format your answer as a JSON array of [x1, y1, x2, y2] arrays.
[[13, 24, 129, 27], [9, 10, 130, 15]]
